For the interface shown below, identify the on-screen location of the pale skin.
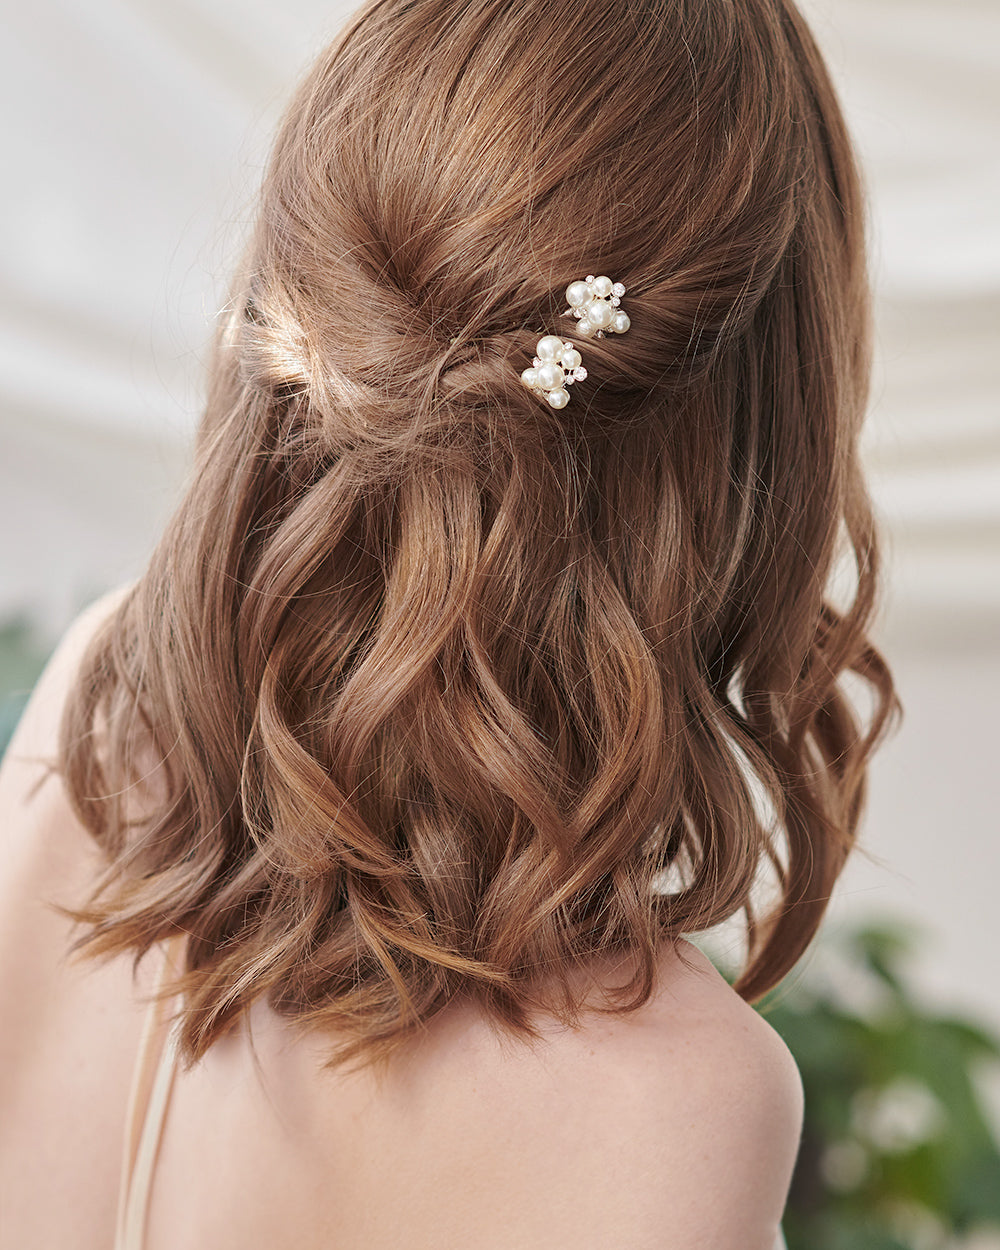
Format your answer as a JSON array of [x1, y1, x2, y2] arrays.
[[0, 588, 804, 1249]]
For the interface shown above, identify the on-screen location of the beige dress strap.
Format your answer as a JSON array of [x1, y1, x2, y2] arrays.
[[114, 936, 186, 1250]]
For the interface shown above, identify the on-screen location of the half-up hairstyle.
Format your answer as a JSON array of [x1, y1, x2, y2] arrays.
[[58, 0, 902, 1074]]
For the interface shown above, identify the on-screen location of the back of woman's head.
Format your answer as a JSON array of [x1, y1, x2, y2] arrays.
[[60, 0, 901, 1074]]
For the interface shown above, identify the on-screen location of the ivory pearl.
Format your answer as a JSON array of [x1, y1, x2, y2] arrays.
[[566, 281, 591, 308], [547, 387, 570, 408], [612, 311, 631, 334], [576, 318, 595, 337], [560, 348, 582, 370], [587, 299, 613, 329], [536, 362, 565, 390], [592, 275, 614, 298], [521, 367, 539, 387], [536, 335, 565, 362]]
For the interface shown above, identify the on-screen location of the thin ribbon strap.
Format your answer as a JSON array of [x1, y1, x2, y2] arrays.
[[114, 936, 186, 1250]]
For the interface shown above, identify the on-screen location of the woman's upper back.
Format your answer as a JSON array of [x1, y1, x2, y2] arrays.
[[0, 591, 803, 1249]]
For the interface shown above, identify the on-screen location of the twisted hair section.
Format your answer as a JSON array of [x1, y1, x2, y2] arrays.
[[58, 0, 901, 1074]]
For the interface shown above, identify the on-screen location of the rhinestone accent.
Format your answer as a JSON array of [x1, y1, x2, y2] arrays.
[[610, 296, 620, 306], [573, 366, 587, 381], [612, 282, 625, 297]]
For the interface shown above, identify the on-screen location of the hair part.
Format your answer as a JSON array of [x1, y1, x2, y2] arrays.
[[59, 0, 901, 1076]]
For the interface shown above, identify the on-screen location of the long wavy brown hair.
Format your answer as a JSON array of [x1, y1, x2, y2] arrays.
[[58, 0, 902, 1074]]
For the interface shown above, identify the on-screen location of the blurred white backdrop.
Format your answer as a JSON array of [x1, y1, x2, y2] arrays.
[[1, 0, 998, 1053]]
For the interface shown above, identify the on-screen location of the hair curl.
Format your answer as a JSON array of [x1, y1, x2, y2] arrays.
[[58, 0, 902, 1075]]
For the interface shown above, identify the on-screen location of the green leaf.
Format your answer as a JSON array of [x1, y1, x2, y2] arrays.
[[749, 913, 1000, 1247]]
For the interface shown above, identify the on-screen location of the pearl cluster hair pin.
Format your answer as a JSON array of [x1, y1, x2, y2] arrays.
[[521, 275, 630, 408], [563, 274, 630, 339], [520, 335, 586, 410]]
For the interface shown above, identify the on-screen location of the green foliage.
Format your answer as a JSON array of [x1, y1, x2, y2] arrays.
[[739, 919, 1000, 1249], [0, 618, 50, 759]]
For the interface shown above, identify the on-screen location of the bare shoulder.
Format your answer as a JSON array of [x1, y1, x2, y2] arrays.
[[0, 580, 134, 891], [528, 936, 804, 1131], [0, 581, 151, 1250], [0, 581, 135, 919], [609, 938, 802, 1248], [0, 581, 133, 786], [561, 938, 804, 1249], [641, 938, 806, 1204], [405, 938, 804, 1250], [649, 937, 806, 1126]]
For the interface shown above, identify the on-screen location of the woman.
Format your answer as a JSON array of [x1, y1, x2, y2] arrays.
[[0, 0, 901, 1245]]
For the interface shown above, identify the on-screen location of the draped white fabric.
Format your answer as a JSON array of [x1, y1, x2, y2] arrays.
[[799, 0, 1000, 651], [2, 0, 998, 1060]]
